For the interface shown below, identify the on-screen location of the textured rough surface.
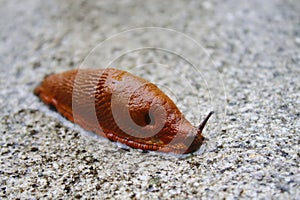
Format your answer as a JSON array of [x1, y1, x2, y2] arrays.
[[0, 0, 299, 199]]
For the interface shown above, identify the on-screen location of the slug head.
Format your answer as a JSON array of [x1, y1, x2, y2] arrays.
[[181, 111, 214, 153]]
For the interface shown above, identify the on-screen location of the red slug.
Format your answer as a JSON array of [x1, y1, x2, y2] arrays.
[[34, 68, 213, 154]]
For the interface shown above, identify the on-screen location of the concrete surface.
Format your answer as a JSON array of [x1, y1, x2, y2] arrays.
[[0, 0, 299, 199]]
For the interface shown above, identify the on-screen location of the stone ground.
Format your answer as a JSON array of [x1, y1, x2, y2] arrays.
[[0, 0, 299, 199]]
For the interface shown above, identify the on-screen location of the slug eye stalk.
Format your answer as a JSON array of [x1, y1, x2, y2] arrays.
[[198, 111, 214, 133]]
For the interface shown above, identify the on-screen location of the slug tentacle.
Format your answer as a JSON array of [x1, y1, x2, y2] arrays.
[[198, 111, 214, 133], [34, 68, 213, 154]]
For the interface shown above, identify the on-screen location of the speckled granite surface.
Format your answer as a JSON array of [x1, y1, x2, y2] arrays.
[[0, 0, 299, 199]]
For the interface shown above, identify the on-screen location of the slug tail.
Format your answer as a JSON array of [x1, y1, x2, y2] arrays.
[[198, 111, 214, 133]]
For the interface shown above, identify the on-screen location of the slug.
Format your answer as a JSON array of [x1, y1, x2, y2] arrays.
[[34, 68, 213, 154]]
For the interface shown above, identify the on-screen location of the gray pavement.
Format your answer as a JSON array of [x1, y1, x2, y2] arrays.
[[0, 0, 299, 199]]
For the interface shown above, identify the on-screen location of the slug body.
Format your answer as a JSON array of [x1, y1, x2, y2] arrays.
[[34, 68, 213, 154]]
